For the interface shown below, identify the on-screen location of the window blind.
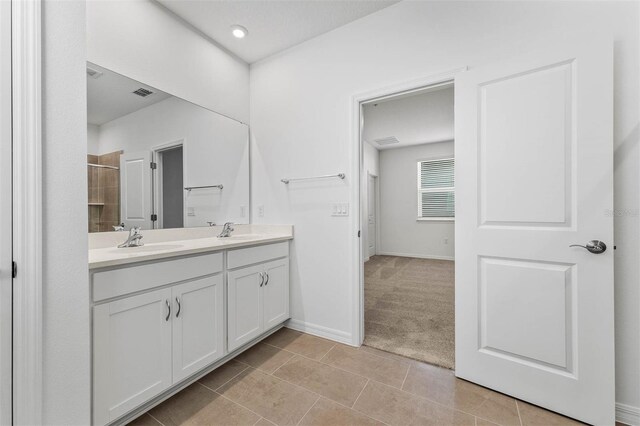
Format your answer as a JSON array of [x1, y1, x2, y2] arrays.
[[418, 158, 454, 218]]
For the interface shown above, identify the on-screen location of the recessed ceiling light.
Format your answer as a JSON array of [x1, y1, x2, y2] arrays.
[[231, 25, 248, 39]]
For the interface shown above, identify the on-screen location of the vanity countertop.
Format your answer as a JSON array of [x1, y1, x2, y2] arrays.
[[89, 225, 293, 270]]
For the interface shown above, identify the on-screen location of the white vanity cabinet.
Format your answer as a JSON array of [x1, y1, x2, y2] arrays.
[[92, 253, 225, 426], [227, 243, 290, 351], [91, 240, 290, 426]]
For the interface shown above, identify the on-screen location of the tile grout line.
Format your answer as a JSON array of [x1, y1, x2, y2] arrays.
[[296, 396, 320, 426], [400, 362, 411, 389], [350, 378, 369, 409], [515, 399, 524, 426], [197, 363, 250, 393], [146, 412, 165, 426], [270, 353, 297, 377], [317, 343, 336, 362], [214, 389, 269, 423]]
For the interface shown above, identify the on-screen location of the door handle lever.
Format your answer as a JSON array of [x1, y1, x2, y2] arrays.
[[570, 240, 607, 254]]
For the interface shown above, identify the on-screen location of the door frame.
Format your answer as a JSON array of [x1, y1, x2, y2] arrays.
[[350, 67, 467, 346], [11, 0, 43, 424], [0, 0, 12, 424], [364, 172, 379, 261], [151, 139, 186, 229]]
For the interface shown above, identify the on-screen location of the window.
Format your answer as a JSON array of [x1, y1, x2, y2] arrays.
[[417, 158, 454, 219]]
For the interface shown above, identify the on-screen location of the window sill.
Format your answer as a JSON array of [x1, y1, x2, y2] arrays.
[[417, 217, 455, 222]]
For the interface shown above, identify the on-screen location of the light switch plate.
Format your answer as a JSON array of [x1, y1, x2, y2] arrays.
[[332, 203, 349, 217]]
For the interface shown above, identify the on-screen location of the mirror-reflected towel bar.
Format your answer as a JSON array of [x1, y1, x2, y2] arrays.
[[184, 184, 224, 192], [281, 173, 346, 184], [87, 163, 119, 170]]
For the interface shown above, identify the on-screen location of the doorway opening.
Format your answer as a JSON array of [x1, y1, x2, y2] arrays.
[[360, 81, 455, 369], [153, 143, 185, 229]]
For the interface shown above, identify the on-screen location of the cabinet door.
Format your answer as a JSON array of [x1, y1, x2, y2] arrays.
[[93, 288, 172, 425], [263, 258, 290, 330], [172, 275, 224, 383], [227, 264, 264, 351]]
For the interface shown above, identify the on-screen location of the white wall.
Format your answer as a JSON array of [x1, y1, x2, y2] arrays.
[[87, 123, 99, 155], [250, 0, 639, 411], [379, 141, 454, 260], [86, 0, 250, 123], [42, 0, 90, 424], [97, 96, 250, 226]]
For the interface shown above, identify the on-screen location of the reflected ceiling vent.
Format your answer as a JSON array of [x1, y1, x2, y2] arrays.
[[132, 88, 154, 97], [374, 136, 400, 147], [86, 67, 103, 79]]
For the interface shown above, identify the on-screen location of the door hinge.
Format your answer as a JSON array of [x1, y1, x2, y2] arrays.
[[151, 214, 158, 222], [12, 261, 17, 278], [150, 162, 157, 170]]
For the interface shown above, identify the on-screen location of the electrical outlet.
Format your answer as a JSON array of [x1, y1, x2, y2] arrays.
[[258, 205, 264, 217], [187, 207, 195, 217], [240, 205, 246, 218], [443, 238, 449, 245], [332, 203, 349, 217]]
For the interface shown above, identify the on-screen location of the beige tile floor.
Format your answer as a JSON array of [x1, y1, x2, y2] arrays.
[[129, 328, 585, 426]]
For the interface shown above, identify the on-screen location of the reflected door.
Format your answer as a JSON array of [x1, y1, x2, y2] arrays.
[[120, 150, 153, 230], [455, 37, 614, 424]]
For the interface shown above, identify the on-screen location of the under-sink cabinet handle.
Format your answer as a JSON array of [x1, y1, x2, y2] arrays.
[[264, 272, 270, 286], [259, 273, 264, 287], [165, 300, 171, 322], [175, 297, 181, 318]]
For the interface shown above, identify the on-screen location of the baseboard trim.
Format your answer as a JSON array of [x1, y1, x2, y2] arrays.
[[617, 403, 640, 425], [376, 251, 454, 261], [286, 319, 355, 346]]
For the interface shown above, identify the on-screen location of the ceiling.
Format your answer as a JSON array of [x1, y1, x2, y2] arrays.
[[155, 0, 400, 63], [363, 84, 454, 150], [87, 63, 172, 125]]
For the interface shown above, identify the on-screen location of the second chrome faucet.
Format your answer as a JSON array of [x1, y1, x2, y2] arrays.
[[217, 222, 234, 238]]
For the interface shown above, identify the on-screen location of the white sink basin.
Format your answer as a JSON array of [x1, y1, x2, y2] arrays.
[[221, 234, 264, 241], [109, 244, 184, 253]]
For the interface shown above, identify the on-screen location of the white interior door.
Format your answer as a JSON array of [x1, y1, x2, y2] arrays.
[[455, 37, 614, 425], [367, 174, 377, 258], [0, 1, 11, 423], [120, 151, 152, 230]]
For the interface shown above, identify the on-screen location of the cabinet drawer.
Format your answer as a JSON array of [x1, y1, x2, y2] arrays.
[[93, 252, 223, 302], [227, 242, 289, 269]]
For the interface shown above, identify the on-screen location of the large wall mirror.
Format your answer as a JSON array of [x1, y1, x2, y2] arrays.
[[87, 63, 250, 232]]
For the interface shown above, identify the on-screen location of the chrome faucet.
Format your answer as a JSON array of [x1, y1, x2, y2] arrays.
[[206, 221, 216, 227], [217, 222, 234, 238], [112, 223, 126, 232], [118, 227, 144, 248]]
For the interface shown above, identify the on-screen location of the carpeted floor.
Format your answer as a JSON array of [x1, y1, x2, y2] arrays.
[[364, 255, 455, 369]]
